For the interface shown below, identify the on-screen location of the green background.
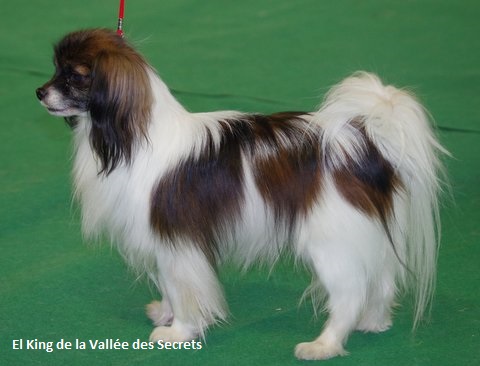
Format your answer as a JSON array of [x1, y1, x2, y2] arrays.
[[1, 0, 479, 365]]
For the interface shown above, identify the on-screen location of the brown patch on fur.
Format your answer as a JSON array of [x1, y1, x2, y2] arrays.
[[150, 112, 323, 263], [248, 113, 323, 232], [332, 121, 403, 237], [150, 126, 245, 264]]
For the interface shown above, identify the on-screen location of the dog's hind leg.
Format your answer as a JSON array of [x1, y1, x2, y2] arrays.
[[295, 241, 367, 360], [355, 263, 396, 333], [295, 189, 392, 360]]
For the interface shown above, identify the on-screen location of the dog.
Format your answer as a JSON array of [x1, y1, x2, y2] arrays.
[[36, 28, 445, 360]]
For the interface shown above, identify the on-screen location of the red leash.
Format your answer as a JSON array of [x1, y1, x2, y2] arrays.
[[116, 0, 125, 37]]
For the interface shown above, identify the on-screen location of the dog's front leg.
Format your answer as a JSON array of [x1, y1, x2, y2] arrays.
[[147, 245, 227, 342]]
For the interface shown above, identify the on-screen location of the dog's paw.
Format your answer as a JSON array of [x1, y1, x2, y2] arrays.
[[356, 315, 392, 333], [146, 300, 173, 326], [294, 340, 348, 360], [149, 325, 196, 343]]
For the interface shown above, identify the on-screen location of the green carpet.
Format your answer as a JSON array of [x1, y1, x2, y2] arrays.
[[1, 0, 479, 365]]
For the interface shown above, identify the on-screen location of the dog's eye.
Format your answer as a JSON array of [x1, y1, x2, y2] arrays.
[[71, 73, 84, 82], [68, 71, 90, 84]]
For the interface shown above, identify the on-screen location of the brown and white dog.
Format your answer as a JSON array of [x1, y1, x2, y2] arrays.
[[36, 29, 445, 360]]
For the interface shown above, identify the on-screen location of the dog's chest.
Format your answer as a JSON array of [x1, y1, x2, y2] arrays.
[[72, 132, 157, 238]]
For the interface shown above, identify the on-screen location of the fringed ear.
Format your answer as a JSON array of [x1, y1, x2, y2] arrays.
[[89, 49, 152, 175]]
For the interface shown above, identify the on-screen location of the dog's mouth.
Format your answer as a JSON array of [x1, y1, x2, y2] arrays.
[[47, 107, 67, 113], [45, 106, 71, 116], [43, 104, 82, 117]]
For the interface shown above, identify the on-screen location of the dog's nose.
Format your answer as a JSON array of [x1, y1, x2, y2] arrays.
[[36, 87, 47, 100]]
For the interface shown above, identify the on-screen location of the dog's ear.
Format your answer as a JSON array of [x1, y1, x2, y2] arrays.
[[89, 50, 152, 175]]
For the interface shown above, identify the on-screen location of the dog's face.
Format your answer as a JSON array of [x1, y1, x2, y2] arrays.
[[37, 28, 152, 118], [36, 59, 92, 117], [35, 30, 111, 117], [36, 28, 153, 174], [36, 28, 149, 116]]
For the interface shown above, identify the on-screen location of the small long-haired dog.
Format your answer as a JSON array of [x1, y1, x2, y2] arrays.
[[36, 29, 445, 360]]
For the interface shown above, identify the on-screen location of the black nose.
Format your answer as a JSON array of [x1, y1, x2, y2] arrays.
[[36, 87, 47, 100]]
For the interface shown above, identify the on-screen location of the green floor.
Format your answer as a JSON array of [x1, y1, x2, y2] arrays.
[[1, 0, 479, 365]]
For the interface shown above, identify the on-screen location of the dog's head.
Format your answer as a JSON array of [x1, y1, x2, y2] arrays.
[[36, 28, 153, 174]]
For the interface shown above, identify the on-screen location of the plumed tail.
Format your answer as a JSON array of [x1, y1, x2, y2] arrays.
[[313, 72, 448, 326]]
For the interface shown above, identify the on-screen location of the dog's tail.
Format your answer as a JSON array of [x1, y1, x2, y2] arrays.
[[313, 71, 447, 326]]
